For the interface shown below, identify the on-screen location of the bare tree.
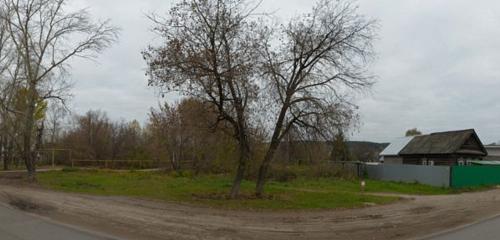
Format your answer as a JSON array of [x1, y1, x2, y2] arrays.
[[63, 110, 112, 160], [0, 9, 12, 77], [109, 119, 144, 162], [330, 131, 351, 162], [149, 102, 193, 171], [0, 11, 24, 170], [255, 0, 377, 196], [144, 0, 262, 198], [147, 104, 173, 169], [146, 98, 237, 173], [0, 0, 118, 179], [59, 110, 150, 164], [45, 103, 68, 145]]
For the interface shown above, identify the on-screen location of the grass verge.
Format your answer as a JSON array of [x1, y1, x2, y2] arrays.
[[37, 170, 451, 210]]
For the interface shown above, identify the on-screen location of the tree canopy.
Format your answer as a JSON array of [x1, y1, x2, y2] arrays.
[[405, 128, 422, 137]]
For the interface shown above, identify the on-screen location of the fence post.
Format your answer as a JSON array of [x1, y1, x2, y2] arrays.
[[70, 151, 74, 168]]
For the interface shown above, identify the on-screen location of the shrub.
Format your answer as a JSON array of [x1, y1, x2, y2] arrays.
[[268, 166, 298, 182]]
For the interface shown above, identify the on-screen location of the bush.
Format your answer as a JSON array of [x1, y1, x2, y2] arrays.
[[311, 164, 358, 180], [267, 166, 298, 182]]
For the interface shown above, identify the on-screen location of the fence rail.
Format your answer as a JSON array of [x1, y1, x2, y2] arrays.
[[69, 159, 159, 169], [66, 159, 195, 170]]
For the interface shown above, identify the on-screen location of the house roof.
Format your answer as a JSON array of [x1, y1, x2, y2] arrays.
[[380, 137, 414, 156], [399, 129, 487, 156]]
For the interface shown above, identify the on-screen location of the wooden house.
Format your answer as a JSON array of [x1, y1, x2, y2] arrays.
[[398, 129, 487, 166]]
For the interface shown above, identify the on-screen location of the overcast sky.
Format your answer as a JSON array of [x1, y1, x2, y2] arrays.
[[66, 0, 500, 144]]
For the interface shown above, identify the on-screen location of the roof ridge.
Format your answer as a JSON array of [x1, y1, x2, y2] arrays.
[[429, 129, 474, 135]]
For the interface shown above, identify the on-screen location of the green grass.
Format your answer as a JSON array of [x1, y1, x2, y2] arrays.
[[37, 170, 451, 210], [276, 178, 453, 195]]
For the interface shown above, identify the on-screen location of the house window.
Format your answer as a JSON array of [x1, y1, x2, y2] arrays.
[[428, 160, 435, 166], [458, 158, 465, 166]]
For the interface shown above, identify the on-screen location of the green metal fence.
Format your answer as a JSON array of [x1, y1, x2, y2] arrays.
[[451, 166, 500, 188]]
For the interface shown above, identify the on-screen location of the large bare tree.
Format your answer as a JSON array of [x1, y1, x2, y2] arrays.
[[144, 0, 262, 198], [0, 0, 118, 179], [0, 6, 25, 170], [255, 0, 377, 196]]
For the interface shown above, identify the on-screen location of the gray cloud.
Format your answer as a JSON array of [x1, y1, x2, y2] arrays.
[[68, 0, 500, 144], [355, 0, 500, 143]]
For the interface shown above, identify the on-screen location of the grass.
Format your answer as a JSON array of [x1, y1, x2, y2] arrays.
[[37, 169, 452, 210], [276, 178, 454, 195]]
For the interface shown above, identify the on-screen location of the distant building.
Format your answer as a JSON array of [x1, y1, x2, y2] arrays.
[[485, 145, 500, 161], [379, 129, 487, 166]]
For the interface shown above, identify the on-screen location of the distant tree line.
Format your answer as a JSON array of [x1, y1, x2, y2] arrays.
[[45, 98, 359, 169]]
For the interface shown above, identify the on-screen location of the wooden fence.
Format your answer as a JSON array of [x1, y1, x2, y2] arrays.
[[70, 159, 155, 169], [68, 159, 194, 170]]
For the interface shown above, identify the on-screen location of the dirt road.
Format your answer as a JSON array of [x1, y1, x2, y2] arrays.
[[1, 183, 500, 240]]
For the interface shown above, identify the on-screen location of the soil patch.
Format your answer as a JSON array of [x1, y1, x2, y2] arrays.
[[2, 193, 55, 213]]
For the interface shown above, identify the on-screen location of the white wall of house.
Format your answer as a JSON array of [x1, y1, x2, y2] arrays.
[[485, 146, 500, 160]]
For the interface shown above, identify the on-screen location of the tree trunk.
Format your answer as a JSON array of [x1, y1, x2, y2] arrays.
[[34, 121, 44, 167], [0, 136, 4, 171], [23, 88, 37, 181], [170, 151, 180, 172], [3, 150, 9, 171], [4, 139, 12, 171], [255, 140, 280, 197], [230, 135, 251, 199], [229, 103, 252, 199], [256, 101, 290, 197], [23, 144, 36, 181]]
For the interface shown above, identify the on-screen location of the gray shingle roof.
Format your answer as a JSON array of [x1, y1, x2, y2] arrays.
[[399, 129, 486, 156]]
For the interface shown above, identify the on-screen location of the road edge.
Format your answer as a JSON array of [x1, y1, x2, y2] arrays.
[[0, 201, 123, 240], [412, 213, 500, 240]]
